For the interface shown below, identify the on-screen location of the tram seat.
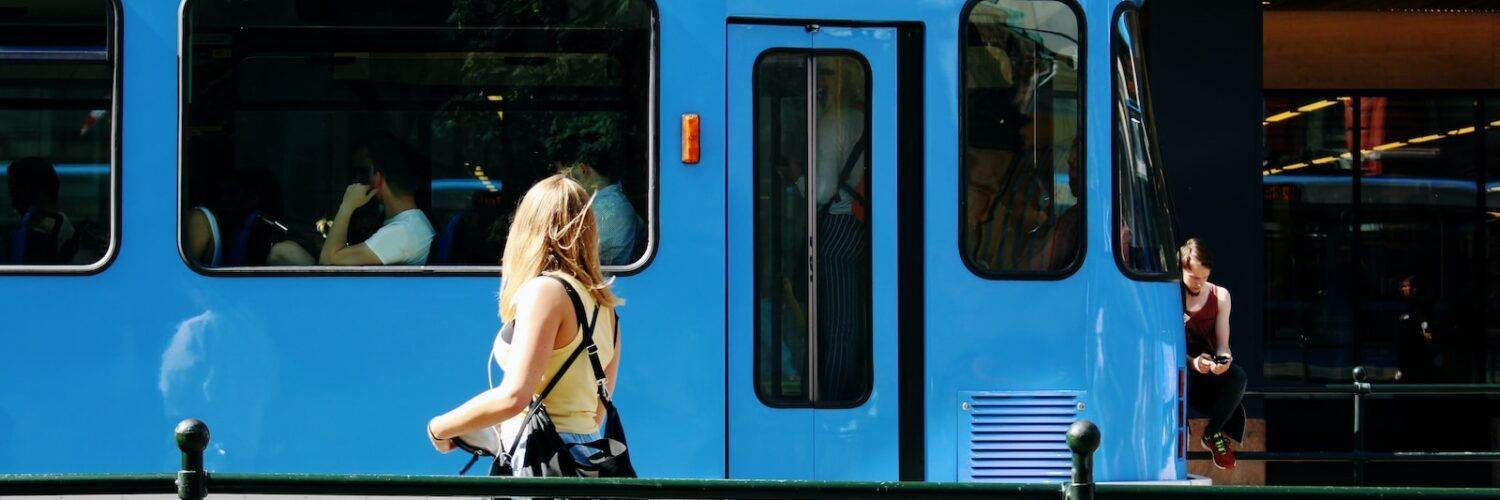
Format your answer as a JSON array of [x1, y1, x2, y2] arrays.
[[431, 212, 464, 265], [216, 209, 281, 267], [224, 210, 261, 266], [7, 209, 78, 265]]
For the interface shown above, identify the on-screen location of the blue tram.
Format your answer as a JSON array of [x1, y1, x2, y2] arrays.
[[0, 0, 1184, 484]]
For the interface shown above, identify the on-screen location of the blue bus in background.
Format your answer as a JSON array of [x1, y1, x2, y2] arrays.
[[0, 0, 1185, 484]]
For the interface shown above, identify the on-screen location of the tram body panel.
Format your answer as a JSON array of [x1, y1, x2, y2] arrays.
[[0, 0, 1183, 483], [4, 0, 733, 477]]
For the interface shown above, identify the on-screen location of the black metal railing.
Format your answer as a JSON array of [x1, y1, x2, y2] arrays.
[[1187, 366, 1500, 485], [1, 418, 1498, 499]]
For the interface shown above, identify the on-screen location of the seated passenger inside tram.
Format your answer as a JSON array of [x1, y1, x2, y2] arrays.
[[550, 117, 643, 267], [5, 157, 77, 265], [267, 134, 435, 266], [185, 166, 288, 267]]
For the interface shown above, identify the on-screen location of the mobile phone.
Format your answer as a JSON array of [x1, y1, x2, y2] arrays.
[[1213, 355, 1231, 365]]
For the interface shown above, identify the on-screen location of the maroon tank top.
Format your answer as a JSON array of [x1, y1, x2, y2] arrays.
[[1185, 285, 1218, 356]]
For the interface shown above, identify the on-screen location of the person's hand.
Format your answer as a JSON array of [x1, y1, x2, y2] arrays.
[[340, 183, 377, 213], [1191, 354, 1213, 374], [427, 419, 454, 454], [1210, 355, 1232, 375]]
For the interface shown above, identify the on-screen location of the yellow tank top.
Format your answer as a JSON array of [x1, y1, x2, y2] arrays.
[[494, 272, 617, 435]]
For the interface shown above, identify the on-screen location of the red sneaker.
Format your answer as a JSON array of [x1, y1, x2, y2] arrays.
[[1200, 432, 1236, 470]]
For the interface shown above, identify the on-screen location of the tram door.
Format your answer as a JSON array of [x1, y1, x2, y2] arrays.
[[726, 23, 898, 480]]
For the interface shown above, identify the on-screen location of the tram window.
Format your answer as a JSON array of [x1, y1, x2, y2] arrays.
[[1111, 8, 1177, 279], [753, 52, 872, 408], [960, 0, 1084, 278], [0, 1, 116, 270], [182, 0, 653, 272]]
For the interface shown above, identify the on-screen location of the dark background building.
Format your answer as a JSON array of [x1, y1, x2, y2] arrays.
[[1146, 0, 1500, 486]]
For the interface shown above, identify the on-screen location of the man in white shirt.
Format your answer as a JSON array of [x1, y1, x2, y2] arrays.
[[268, 136, 434, 266]]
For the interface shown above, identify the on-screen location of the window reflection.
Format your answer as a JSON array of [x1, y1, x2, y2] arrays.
[[0, 0, 114, 268], [753, 52, 872, 407], [755, 52, 811, 404], [961, 0, 1083, 276], [1357, 97, 1481, 383], [183, 0, 652, 270], [1486, 100, 1500, 382], [1112, 9, 1176, 279], [1263, 95, 1494, 384], [1262, 96, 1356, 382]]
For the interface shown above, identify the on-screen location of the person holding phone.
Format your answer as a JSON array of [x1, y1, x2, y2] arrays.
[[1180, 238, 1245, 470]]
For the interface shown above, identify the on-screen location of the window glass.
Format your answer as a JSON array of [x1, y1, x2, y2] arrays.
[[1262, 95, 1356, 383], [754, 52, 871, 407], [961, 0, 1083, 276], [183, 0, 652, 270], [1112, 8, 1176, 278], [1356, 96, 1481, 383], [1487, 100, 1500, 383], [0, 0, 114, 268]]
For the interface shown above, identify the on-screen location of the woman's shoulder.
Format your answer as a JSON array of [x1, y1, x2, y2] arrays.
[[516, 275, 569, 304], [1211, 283, 1231, 303]]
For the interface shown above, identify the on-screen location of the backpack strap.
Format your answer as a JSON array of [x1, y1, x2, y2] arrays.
[[551, 276, 614, 402]]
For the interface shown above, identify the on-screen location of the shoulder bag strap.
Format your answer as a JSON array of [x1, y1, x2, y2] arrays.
[[822, 131, 869, 215], [551, 276, 612, 401], [498, 277, 595, 459]]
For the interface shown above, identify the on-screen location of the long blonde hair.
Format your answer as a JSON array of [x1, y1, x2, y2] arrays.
[[498, 174, 622, 322]]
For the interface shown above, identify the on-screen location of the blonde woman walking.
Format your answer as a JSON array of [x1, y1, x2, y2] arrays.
[[426, 173, 633, 476]]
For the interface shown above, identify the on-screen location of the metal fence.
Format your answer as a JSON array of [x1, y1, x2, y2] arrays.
[[3, 418, 1500, 499], [1186, 366, 1500, 485]]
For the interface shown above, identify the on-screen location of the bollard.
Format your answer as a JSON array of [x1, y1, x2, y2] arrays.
[[1351, 367, 1370, 486], [1066, 420, 1100, 500], [175, 419, 210, 500]]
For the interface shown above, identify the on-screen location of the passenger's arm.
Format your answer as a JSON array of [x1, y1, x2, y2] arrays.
[[324, 242, 381, 266], [1211, 287, 1233, 375], [319, 183, 381, 265], [429, 278, 567, 443]]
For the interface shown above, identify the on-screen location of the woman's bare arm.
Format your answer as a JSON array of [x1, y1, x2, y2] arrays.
[[1208, 286, 1234, 375], [430, 278, 567, 440], [1215, 286, 1233, 357]]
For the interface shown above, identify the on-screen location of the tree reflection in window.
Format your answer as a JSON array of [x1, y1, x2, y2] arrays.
[[183, 0, 653, 270], [961, 0, 1084, 277], [1112, 7, 1176, 279]]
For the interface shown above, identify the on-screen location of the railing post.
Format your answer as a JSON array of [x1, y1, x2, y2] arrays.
[[175, 419, 210, 500], [1351, 367, 1370, 486], [1066, 420, 1100, 500]]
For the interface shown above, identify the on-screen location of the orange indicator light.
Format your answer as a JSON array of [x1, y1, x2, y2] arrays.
[[681, 113, 700, 164]]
